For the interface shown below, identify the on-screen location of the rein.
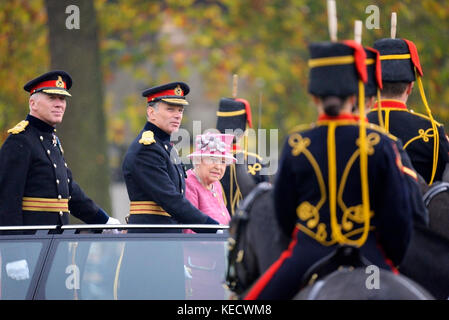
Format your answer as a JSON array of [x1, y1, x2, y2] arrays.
[[423, 181, 449, 207]]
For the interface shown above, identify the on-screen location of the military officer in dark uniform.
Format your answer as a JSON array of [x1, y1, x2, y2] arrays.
[[0, 71, 118, 227], [244, 40, 414, 300], [0, 70, 119, 298], [216, 97, 270, 215], [367, 38, 449, 185], [118, 82, 219, 299], [122, 82, 219, 232]]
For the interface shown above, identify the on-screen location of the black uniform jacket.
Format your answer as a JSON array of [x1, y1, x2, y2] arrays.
[[122, 121, 217, 231], [0, 115, 108, 227], [275, 115, 414, 267], [367, 100, 449, 184]]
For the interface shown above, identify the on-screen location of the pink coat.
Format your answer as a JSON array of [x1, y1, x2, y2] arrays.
[[184, 169, 231, 233]]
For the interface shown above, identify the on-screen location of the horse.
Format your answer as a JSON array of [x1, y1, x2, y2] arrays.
[[294, 245, 433, 300], [421, 180, 449, 240], [226, 182, 289, 295], [226, 177, 448, 299], [295, 267, 433, 300]]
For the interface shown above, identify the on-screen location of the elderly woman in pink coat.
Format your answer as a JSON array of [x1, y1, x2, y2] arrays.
[[184, 133, 236, 233], [183, 132, 236, 298]]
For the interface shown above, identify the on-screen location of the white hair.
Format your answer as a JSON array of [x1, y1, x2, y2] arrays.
[[146, 101, 160, 121], [29, 92, 43, 111]]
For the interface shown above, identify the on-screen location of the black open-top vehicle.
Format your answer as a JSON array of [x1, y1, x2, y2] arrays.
[[0, 225, 230, 300]]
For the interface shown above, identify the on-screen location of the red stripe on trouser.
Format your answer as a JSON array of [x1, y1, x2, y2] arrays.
[[375, 242, 399, 275], [244, 228, 299, 300], [384, 258, 399, 275]]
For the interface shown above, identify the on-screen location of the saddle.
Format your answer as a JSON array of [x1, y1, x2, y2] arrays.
[[300, 245, 372, 288]]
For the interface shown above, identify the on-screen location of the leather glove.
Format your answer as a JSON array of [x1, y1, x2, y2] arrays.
[[6, 259, 30, 281], [103, 217, 121, 234]]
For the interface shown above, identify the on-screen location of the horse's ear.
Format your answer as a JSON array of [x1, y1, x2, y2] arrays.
[[442, 163, 449, 183]]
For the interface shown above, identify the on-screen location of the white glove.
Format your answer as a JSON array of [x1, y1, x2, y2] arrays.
[[103, 217, 121, 234], [107, 217, 120, 225], [184, 265, 192, 279], [6, 259, 30, 281]]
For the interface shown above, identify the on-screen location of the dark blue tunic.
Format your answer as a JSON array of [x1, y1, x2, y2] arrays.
[[367, 100, 449, 184], [122, 121, 218, 233], [0, 115, 108, 227], [245, 116, 414, 300]]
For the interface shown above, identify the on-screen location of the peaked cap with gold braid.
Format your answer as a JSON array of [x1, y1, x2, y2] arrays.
[[142, 82, 190, 106], [24, 70, 72, 97]]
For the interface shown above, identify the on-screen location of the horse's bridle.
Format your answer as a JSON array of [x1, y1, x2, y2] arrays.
[[423, 181, 449, 207], [225, 182, 272, 295]]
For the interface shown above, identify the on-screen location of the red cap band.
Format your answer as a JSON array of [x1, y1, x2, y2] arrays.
[[30, 79, 67, 94], [146, 88, 184, 102]]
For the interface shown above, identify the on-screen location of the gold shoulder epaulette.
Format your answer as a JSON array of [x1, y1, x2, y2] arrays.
[[7, 120, 29, 134], [139, 130, 156, 145], [367, 123, 398, 141], [288, 123, 315, 134]]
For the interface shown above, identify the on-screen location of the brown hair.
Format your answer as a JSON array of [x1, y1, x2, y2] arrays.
[[320, 96, 346, 116], [381, 81, 410, 98]]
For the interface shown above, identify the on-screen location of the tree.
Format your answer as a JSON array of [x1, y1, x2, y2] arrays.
[[0, 0, 48, 141], [170, 0, 449, 142], [45, 0, 111, 214]]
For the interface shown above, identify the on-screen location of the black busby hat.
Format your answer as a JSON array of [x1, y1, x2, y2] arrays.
[[364, 47, 382, 97], [308, 40, 367, 97], [142, 82, 190, 106], [373, 38, 423, 83], [24, 70, 72, 97], [216, 97, 253, 134]]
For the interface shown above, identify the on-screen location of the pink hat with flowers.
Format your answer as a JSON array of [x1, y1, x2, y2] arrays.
[[187, 133, 236, 163]]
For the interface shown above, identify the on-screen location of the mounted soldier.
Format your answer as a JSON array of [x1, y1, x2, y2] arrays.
[[122, 82, 219, 233], [216, 76, 270, 215], [244, 28, 414, 299], [366, 14, 449, 186], [355, 17, 429, 226]]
